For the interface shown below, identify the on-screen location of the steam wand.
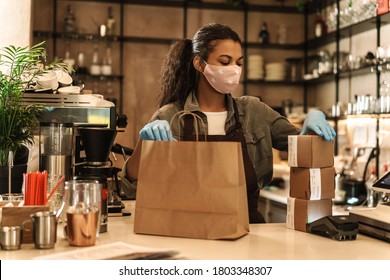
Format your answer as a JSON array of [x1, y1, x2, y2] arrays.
[[8, 151, 13, 195]]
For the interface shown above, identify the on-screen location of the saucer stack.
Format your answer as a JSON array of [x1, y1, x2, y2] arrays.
[[247, 55, 264, 80], [265, 62, 286, 81]]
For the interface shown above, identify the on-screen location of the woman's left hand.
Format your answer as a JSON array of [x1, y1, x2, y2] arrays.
[[300, 110, 336, 142]]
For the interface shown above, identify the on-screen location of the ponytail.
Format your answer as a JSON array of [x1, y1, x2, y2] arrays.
[[159, 39, 197, 108]]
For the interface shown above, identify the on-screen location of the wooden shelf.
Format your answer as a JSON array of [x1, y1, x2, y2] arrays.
[[245, 79, 304, 86], [74, 74, 124, 81], [33, 31, 178, 45], [122, 36, 178, 45], [55, 0, 301, 13], [245, 42, 303, 50], [34, 30, 306, 48], [33, 31, 121, 42], [122, 0, 301, 13], [305, 65, 377, 85]]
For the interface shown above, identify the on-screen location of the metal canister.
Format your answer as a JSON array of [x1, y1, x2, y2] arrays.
[[30, 211, 57, 249], [0, 226, 22, 250]]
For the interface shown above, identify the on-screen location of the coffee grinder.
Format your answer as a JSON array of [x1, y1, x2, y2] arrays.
[[73, 126, 124, 233]]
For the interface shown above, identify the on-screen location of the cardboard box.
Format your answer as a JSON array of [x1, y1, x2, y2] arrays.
[[290, 167, 335, 200], [288, 135, 334, 168], [377, 0, 389, 15], [286, 197, 332, 232]]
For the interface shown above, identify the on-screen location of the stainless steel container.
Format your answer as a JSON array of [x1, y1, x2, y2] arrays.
[[39, 122, 73, 181], [30, 211, 57, 249], [0, 226, 22, 250]]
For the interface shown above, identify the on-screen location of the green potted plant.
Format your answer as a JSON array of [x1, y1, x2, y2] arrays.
[[0, 41, 70, 194]]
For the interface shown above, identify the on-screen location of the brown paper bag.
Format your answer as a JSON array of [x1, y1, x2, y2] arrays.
[[134, 140, 249, 240]]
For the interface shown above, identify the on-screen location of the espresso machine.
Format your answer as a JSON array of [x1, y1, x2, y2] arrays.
[[24, 93, 128, 225]]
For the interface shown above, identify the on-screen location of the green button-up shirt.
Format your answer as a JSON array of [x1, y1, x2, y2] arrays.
[[148, 92, 301, 188]]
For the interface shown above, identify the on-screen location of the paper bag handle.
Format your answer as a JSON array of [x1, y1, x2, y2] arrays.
[[170, 110, 207, 141]]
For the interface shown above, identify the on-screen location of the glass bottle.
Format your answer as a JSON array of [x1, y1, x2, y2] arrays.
[[314, 7, 327, 37], [63, 40, 75, 68], [365, 166, 377, 208], [106, 6, 115, 36], [63, 4, 77, 33], [258, 22, 269, 44], [77, 51, 88, 74], [101, 45, 112, 76], [90, 45, 101, 75]]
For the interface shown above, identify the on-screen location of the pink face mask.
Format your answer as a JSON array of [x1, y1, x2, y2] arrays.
[[202, 62, 242, 94]]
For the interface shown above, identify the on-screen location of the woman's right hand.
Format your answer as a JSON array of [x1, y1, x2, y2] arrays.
[[139, 120, 176, 141]]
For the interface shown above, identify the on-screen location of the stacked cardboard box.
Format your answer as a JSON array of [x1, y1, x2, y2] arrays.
[[286, 135, 335, 232]]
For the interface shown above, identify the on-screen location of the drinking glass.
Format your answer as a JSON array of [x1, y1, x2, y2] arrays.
[[63, 180, 101, 246]]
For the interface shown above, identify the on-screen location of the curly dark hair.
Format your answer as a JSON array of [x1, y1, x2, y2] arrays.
[[159, 23, 241, 108]]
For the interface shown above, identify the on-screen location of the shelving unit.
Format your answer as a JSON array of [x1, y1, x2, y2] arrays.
[[31, 0, 310, 147], [241, 2, 303, 98], [33, 0, 125, 113], [33, 0, 306, 110], [304, 0, 390, 179]]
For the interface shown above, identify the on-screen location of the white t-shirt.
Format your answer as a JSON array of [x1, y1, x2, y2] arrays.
[[203, 111, 228, 135]]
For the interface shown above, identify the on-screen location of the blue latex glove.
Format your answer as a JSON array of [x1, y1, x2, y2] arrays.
[[300, 110, 336, 142], [139, 120, 176, 141]]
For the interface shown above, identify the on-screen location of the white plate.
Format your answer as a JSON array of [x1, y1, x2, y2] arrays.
[[58, 71, 73, 86], [58, 86, 81, 94]]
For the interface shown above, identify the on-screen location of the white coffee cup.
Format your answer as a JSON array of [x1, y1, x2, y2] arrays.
[[36, 71, 59, 90], [56, 69, 73, 87]]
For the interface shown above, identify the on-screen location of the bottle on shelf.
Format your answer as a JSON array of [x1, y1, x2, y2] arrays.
[[90, 45, 101, 76], [63, 40, 75, 68], [77, 51, 88, 75], [314, 6, 327, 38], [258, 22, 270, 44], [106, 6, 115, 36], [365, 166, 377, 208], [101, 44, 113, 76], [63, 4, 77, 33]]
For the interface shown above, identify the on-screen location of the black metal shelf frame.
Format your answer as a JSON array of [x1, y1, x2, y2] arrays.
[[34, 33, 305, 50], [244, 42, 304, 50], [75, 73, 124, 81], [36, 0, 306, 95], [304, 65, 376, 85], [55, 0, 302, 13], [306, 11, 390, 50], [245, 79, 304, 86], [303, 0, 388, 175]]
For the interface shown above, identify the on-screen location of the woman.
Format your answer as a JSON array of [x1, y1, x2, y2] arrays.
[[124, 23, 335, 223]]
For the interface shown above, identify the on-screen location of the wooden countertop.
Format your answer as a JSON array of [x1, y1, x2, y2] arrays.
[[0, 201, 388, 260]]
